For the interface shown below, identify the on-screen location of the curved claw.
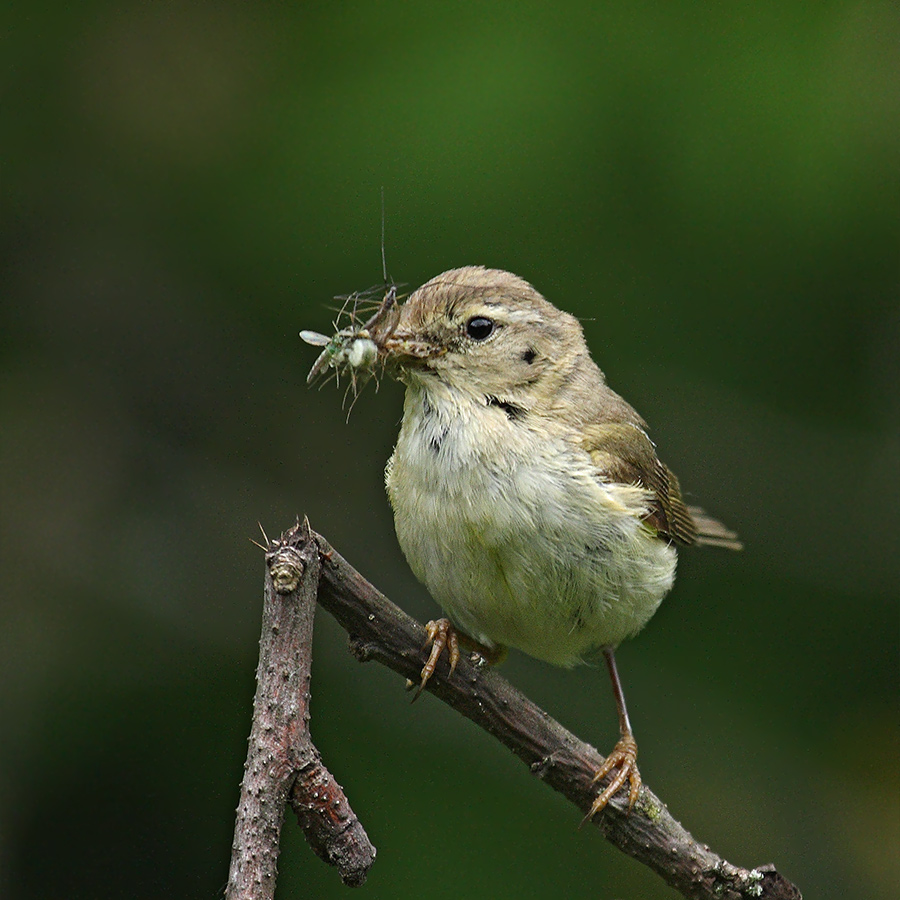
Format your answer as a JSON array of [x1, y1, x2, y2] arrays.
[[581, 733, 641, 825], [412, 619, 460, 701]]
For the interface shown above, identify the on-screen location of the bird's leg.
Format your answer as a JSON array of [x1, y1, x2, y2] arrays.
[[411, 619, 505, 700], [584, 647, 642, 822]]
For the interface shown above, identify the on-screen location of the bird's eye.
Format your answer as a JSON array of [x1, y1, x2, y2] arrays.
[[465, 316, 495, 340]]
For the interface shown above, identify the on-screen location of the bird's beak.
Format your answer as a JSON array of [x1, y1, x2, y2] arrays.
[[370, 301, 445, 366], [378, 329, 444, 363]]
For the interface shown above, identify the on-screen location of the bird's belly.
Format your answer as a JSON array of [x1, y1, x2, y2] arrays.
[[387, 426, 677, 666]]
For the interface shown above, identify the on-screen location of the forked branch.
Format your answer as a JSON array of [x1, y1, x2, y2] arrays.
[[225, 521, 375, 899], [227, 521, 801, 900]]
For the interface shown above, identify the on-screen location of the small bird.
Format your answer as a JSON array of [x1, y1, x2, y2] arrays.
[[304, 265, 740, 819]]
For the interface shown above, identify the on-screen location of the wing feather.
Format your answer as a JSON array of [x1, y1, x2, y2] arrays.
[[580, 423, 740, 549]]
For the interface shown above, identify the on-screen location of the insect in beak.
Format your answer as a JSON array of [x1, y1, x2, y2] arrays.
[[300, 283, 399, 384]]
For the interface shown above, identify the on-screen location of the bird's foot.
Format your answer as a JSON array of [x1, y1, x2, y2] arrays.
[[582, 733, 641, 823], [468, 642, 508, 668], [411, 619, 460, 700]]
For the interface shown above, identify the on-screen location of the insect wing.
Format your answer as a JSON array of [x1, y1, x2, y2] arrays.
[[299, 330, 331, 347]]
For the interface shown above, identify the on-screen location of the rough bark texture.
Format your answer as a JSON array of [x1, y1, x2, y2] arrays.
[[227, 520, 800, 899], [312, 528, 801, 900], [225, 521, 375, 899]]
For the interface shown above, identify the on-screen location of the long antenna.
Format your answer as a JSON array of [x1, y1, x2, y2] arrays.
[[380, 186, 388, 286]]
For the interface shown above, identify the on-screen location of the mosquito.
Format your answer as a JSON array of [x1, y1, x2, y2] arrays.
[[300, 191, 400, 404]]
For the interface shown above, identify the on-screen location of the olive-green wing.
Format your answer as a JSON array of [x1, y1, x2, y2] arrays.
[[581, 423, 740, 549]]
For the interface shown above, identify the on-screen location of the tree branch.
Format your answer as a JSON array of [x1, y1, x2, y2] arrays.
[[225, 520, 375, 899], [227, 520, 800, 899], [311, 526, 801, 900]]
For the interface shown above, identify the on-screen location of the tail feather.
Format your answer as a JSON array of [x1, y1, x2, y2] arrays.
[[688, 506, 743, 551]]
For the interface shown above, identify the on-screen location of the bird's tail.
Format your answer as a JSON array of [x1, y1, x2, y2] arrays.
[[688, 507, 743, 550]]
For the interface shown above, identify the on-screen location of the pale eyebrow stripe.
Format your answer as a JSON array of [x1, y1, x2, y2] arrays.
[[505, 308, 543, 325]]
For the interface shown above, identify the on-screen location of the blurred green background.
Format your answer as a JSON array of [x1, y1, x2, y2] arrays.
[[1, 2, 897, 898]]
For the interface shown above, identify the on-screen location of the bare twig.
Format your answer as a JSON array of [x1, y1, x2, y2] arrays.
[[228, 520, 800, 899], [311, 528, 801, 900], [225, 520, 375, 899]]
